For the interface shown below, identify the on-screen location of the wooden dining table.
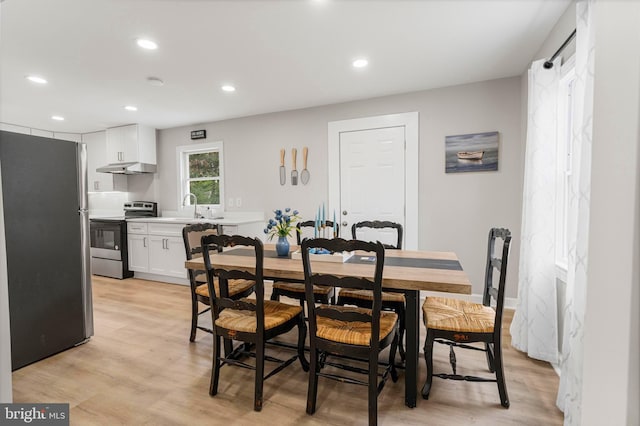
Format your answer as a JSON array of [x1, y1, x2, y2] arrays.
[[185, 244, 472, 408]]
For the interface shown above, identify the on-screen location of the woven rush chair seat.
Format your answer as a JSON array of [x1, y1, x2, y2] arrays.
[[338, 288, 405, 303], [195, 279, 255, 299], [215, 299, 303, 333], [272, 282, 332, 296], [423, 297, 495, 333], [315, 305, 398, 346]]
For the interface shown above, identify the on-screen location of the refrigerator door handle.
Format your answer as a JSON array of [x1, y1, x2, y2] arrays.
[[77, 143, 94, 339]]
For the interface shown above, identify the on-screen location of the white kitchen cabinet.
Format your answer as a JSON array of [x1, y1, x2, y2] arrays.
[[222, 222, 265, 240], [148, 236, 186, 278], [127, 222, 187, 281], [53, 132, 82, 142], [128, 234, 149, 272], [83, 131, 127, 192], [0, 123, 30, 134], [106, 124, 156, 165], [30, 129, 54, 138]]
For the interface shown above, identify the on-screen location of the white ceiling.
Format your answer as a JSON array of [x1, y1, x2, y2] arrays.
[[0, 0, 570, 134]]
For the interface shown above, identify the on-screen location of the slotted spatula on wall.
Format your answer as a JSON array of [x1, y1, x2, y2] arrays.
[[301, 147, 310, 185], [291, 148, 298, 185], [279, 149, 286, 185]]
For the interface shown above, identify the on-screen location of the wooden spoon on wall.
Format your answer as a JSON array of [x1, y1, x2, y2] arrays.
[[301, 147, 310, 185]]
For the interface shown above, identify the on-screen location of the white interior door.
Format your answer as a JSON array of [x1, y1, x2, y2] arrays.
[[339, 127, 405, 247], [328, 112, 419, 250]]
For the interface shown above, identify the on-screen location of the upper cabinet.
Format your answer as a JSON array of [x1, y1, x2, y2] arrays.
[[53, 132, 82, 142], [83, 131, 127, 192], [106, 124, 156, 164]]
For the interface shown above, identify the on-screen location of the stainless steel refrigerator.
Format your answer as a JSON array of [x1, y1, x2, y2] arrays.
[[0, 130, 93, 370]]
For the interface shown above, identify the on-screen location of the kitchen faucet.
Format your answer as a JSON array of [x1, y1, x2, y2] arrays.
[[182, 193, 201, 219]]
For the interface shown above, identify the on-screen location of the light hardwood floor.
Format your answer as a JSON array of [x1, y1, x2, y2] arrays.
[[12, 276, 564, 425]]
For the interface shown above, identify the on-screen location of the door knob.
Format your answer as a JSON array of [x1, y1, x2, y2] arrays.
[[342, 221, 348, 227]]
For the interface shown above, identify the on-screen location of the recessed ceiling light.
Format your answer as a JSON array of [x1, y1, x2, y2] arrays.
[[26, 75, 48, 84], [352, 58, 369, 68], [221, 85, 236, 92], [51, 115, 64, 121], [124, 105, 138, 111], [146, 77, 164, 86], [136, 38, 158, 50]]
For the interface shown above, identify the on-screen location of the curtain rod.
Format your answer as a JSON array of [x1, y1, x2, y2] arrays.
[[543, 29, 577, 69]]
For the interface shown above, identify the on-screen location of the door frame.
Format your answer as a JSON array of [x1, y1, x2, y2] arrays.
[[328, 112, 419, 249]]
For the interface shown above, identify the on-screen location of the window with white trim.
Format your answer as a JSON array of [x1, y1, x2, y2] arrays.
[[177, 141, 224, 209], [555, 58, 576, 269]]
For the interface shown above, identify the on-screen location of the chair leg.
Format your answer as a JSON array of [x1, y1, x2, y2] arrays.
[[306, 348, 319, 415], [297, 314, 309, 371], [189, 296, 199, 342], [494, 342, 510, 408], [368, 351, 378, 426], [209, 335, 221, 396], [396, 304, 406, 362], [270, 288, 279, 301], [421, 329, 435, 399], [485, 342, 495, 373], [224, 338, 234, 358], [389, 331, 399, 383], [254, 340, 265, 412]]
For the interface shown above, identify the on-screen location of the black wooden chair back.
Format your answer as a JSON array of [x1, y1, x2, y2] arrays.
[[301, 238, 385, 351], [182, 223, 221, 341], [201, 234, 265, 329], [296, 220, 339, 244], [183, 223, 220, 279], [351, 220, 403, 249], [483, 227, 512, 343]]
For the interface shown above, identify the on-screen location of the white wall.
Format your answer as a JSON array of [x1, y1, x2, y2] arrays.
[[155, 77, 524, 298], [0, 161, 13, 402], [582, 1, 640, 424]]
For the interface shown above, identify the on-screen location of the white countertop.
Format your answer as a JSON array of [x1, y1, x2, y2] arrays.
[[126, 211, 264, 226]]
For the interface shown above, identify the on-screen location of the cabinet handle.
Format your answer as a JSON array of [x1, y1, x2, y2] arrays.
[[94, 181, 99, 190], [163, 238, 167, 249], [143, 237, 147, 248]]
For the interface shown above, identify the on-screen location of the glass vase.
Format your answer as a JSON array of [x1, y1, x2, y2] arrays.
[[275, 236, 290, 257]]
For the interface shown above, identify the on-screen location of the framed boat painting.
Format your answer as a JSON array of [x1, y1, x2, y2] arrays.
[[445, 131, 499, 173]]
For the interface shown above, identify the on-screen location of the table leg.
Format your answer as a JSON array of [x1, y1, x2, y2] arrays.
[[405, 289, 418, 408]]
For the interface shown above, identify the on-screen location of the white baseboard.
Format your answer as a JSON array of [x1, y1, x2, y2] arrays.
[[133, 272, 189, 286]]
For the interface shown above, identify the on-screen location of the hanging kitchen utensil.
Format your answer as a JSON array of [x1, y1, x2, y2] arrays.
[[301, 147, 310, 185], [279, 148, 286, 185], [291, 148, 298, 185]]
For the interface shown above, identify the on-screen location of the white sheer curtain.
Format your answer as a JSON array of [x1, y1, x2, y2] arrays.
[[510, 58, 561, 363], [556, 1, 594, 423]]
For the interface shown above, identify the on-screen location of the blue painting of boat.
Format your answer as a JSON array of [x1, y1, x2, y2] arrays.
[[445, 131, 499, 173]]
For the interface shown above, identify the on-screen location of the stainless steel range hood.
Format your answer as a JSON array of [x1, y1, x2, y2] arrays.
[[96, 162, 157, 174]]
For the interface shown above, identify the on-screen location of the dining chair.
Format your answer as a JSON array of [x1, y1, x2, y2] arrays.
[[270, 220, 339, 306], [201, 234, 309, 411], [182, 223, 255, 342], [301, 237, 399, 426], [421, 227, 511, 408], [338, 220, 406, 361]]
